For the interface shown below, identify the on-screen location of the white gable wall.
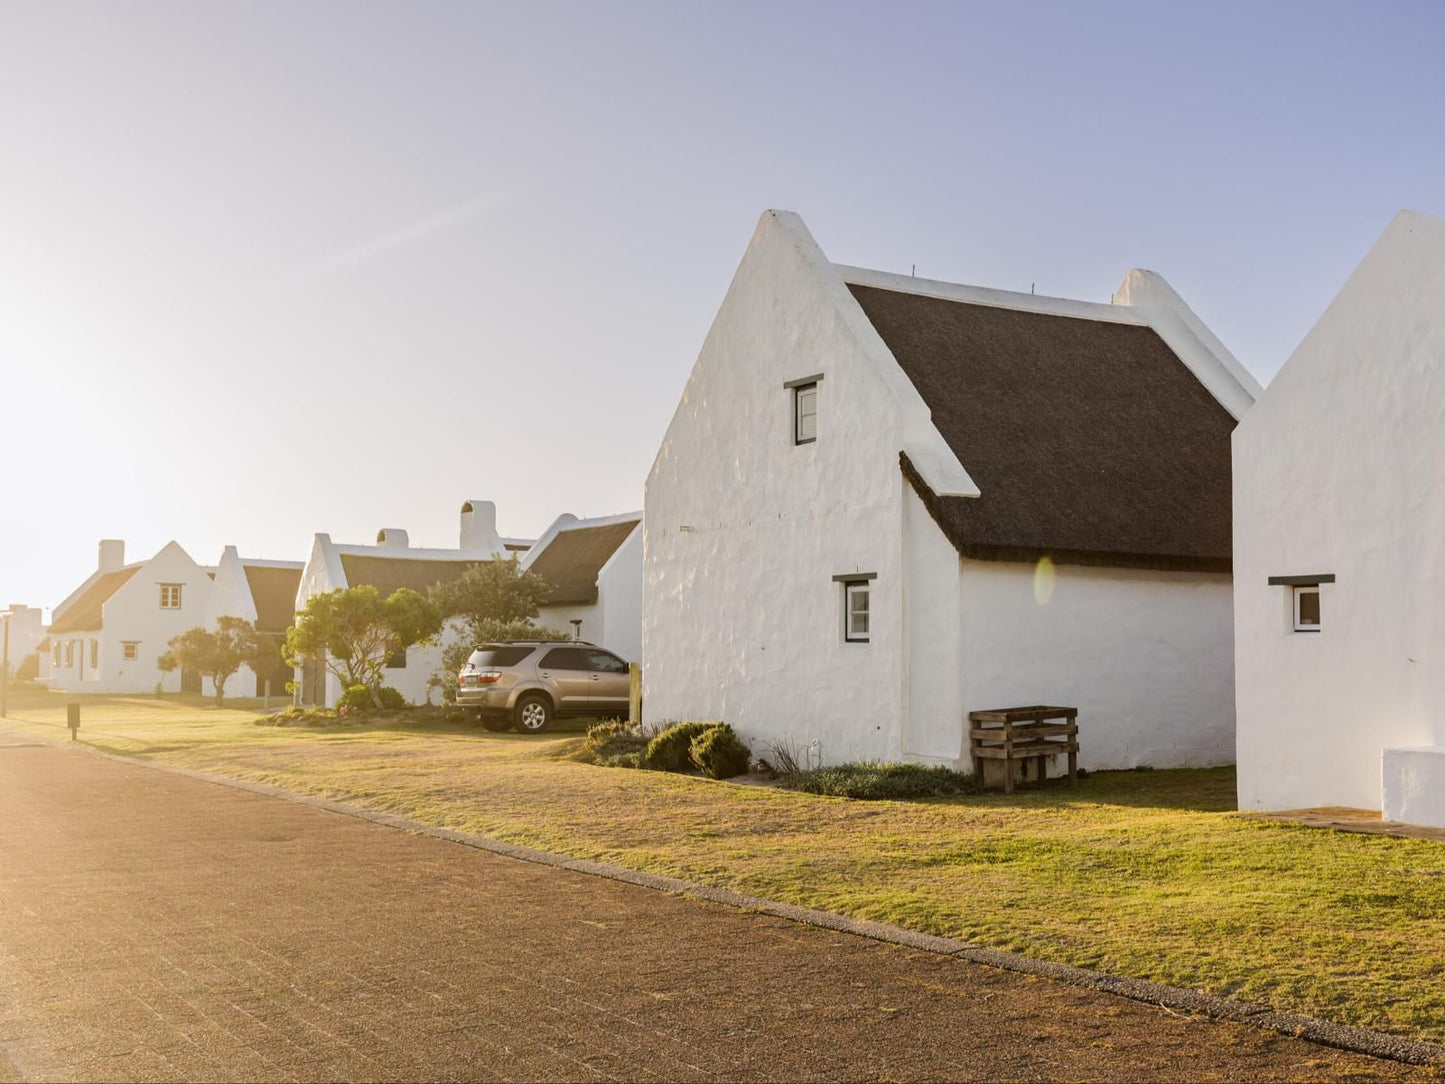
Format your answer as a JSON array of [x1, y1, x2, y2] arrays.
[[644, 212, 913, 762], [1235, 211, 1445, 814]]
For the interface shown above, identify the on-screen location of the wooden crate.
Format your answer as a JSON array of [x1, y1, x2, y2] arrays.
[[968, 705, 1078, 795]]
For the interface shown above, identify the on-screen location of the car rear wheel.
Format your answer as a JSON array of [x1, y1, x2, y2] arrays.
[[514, 694, 553, 734]]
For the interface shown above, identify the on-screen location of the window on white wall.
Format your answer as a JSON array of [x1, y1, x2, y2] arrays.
[[89, 640, 98, 668], [834, 573, 875, 643], [159, 583, 182, 609], [1293, 585, 1321, 632], [785, 374, 822, 446], [122, 642, 138, 661]]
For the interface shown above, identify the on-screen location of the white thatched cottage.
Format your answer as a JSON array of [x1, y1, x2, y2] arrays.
[[523, 512, 643, 660], [643, 210, 1259, 771], [1235, 210, 1445, 827]]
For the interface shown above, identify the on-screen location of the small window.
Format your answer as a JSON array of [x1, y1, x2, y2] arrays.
[[1294, 585, 1321, 632], [538, 647, 587, 670], [584, 649, 628, 674], [845, 581, 870, 643], [794, 382, 817, 445], [89, 640, 98, 668], [122, 642, 139, 661], [384, 646, 407, 669], [53, 643, 61, 665], [159, 583, 182, 609], [64, 641, 74, 666]]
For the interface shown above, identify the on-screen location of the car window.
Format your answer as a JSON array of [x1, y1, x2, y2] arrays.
[[584, 650, 628, 674], [538, 647, 587, 670], [468, 647, 532, 668]]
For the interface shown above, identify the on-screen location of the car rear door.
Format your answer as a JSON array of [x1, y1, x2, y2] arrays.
[[536, 647, 592, 712], [583, 649, 631, 716]]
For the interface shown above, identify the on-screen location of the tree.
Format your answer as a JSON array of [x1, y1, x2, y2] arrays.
[[428, 558, 567, 702], [284, 586, 442, 709], [159, 616, 272, 705]]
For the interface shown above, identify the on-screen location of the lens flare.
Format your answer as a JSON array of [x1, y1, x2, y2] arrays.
[[1033, 556, 1056, 606]]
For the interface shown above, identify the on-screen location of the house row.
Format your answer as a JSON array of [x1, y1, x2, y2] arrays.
[[39, 501, 643, 703], [641, 208, 1445, 828]]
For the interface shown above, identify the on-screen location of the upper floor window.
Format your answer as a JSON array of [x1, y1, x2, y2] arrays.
[[122, 642, 139, 661], [834, 572, 876, 644], [385, 646, 407, 669], [1293, 585, 1321, 632], [159, 583, 182, 609], [784, 374, 822, 446]]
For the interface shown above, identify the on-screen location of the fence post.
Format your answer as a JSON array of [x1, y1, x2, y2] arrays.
[[263, 679, 271, 711], [628, 663, 641, 725]]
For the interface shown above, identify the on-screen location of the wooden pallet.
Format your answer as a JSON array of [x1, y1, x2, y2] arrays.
[[968, 705, 1078, 795]]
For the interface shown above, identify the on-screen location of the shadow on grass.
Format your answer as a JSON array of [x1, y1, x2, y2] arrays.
[[935, 766, 1238, 814]]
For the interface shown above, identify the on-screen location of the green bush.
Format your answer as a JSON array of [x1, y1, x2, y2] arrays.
[[779, 761, 979, 801], [689, 724, 750, 779], [338, 684, 407, 713], [577, 720, 650, 765], [644, 721, 716, 772]]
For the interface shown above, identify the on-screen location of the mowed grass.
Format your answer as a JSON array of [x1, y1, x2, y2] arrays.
[[6, 686, 1445, 1042]]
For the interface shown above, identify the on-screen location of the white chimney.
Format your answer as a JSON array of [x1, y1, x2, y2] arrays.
[[375, 528, 409, 550], [459, 500, 502, 553], [98, 539, 125, 572]]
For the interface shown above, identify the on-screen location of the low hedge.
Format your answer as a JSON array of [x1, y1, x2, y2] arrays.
[[778, 761, 978, 800], [338, 685, 407, 713], [689, 724, 751, 779], [643, 722, 717, 772]]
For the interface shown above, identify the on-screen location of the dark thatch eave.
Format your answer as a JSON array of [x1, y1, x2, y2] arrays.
[[846, 282, 1237, 573], [243, 565, 303, 633], [530, 520, 640, 606], [901, 452, 1231, 574], [49, 567, 142, 633], [338, 555, 486, 598]]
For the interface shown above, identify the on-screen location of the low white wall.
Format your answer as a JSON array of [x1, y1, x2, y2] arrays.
[[956, 560, 1236, 772], [1382, 747, 1445, 828]]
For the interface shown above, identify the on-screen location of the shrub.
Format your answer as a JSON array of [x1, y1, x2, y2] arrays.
[[779, 761, 979, 801], [689, 724, 750, 779], [644, 721, 716, 772], [577, 720, 651, 765], [338, 684, 407, 713]]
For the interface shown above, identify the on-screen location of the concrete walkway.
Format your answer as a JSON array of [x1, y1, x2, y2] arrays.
[[0, 742, 1425, 1082]]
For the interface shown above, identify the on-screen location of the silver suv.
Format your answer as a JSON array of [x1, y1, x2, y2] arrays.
[[457, 641, 632, 733]]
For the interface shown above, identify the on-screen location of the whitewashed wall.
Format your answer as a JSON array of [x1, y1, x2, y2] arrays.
[[1235, 211, 1445, 813], [643, 212, 913, 763]]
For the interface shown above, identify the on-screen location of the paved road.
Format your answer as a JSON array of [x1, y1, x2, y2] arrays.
[[0, 741, 1423, 1082]]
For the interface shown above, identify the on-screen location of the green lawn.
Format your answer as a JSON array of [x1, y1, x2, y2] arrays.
[[5, 686, 1444, 1042]]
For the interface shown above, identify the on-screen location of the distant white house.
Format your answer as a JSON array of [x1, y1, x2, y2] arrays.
[[1235, 210, 1445, 828], [44, 540, 215, 694], [644, 210, 1259, 771], [1, 603, 47, 679], [293, 500, 530, 707], [523, 512, 643, 660], [203, 547, 304, 699]]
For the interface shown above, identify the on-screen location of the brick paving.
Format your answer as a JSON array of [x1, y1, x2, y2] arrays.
[[0, 741, 1426, 1082]]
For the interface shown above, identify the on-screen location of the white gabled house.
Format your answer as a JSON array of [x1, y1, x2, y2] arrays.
[[203, 547, 305, 699], [293, 500, 528, 707], [44, 539, 215, 694], [522, 512, 643, 660], [644, 210, 1259, 771], [1234, 210, 1445, 827]]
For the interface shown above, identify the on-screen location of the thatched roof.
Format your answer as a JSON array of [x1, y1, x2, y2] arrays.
[[338, 555, 485, 597], [849, 284, 1236, 572], [243, 565, 303, 633], [49, 567, 141, 633], [529, 519, 640, 605]]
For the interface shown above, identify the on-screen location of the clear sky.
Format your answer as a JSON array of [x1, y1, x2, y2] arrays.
[[3, 1, 1443, 612]]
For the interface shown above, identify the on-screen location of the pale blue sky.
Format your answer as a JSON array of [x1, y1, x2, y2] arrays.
[[2, 1, 1443, 610]]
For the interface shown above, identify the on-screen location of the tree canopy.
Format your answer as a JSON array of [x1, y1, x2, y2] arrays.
[[284, 586, 441, 708], [158, 616, 275, 705]]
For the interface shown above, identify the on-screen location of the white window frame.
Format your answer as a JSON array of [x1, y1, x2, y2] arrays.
[[834, 575, 874, 644], [1293, 585, 1321, 633], [159, 583, 183, 610], [89, 639, 98, 668], [122, 641, 139, 661], [794, 383, 818, 445]]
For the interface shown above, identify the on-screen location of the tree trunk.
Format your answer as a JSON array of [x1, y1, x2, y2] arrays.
[[369, 684, 384, 710]]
